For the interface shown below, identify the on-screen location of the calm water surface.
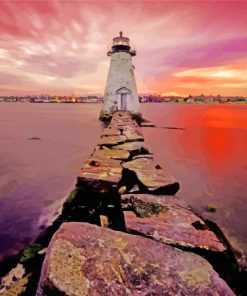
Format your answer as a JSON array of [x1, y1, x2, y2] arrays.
[[0, 103, 102, 260], [142, 103, 247, 258], [0, 103, 246, 261]]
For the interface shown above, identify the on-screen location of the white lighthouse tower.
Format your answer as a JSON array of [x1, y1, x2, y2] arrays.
[[100, 32, 140, 121]]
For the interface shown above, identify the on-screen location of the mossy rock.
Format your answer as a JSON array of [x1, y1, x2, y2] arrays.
[[131, 197, 168, 218], [61, 189, 81, 216], [20, 244, 43, 263], [99, 112, 112, 122], [64, 188, 79, 205], [131, 113, 145, 126]]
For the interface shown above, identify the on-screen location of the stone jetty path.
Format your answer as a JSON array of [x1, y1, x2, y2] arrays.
[[0, 111, 240, 295]]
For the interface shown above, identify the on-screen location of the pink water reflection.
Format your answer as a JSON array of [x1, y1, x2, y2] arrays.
[[141, 103, 247, 257]]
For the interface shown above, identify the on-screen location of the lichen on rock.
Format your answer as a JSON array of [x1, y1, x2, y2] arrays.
[[0, 264, 30, 296], [36, 222, 235, 296], [126, 195, 168, 217]]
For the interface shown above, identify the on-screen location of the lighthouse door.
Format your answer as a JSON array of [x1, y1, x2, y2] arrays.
[[120, 94, 127, 110], [116, 87, 131, 111]]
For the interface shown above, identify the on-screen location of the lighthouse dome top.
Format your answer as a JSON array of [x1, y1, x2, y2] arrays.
[[113, 31, 130, 46], [107, 31, 136, 56]]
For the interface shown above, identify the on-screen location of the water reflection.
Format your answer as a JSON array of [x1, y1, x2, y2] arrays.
[[141, 103, 247, 258]]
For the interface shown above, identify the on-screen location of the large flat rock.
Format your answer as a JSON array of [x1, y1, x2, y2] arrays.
[[78, 158, 122, 188], [36, 222, 234, 296], [83, 157, 122, 170], [110, 119, 136, 128], [102, 126, 121, 136], [110, 112, 138, 128], [92, 147, 130, 160], [111, 111, 133, 120], [122, 158, 179, 195], [110, 114, 135, 121], [122, 128, 144, 141], [98, 135, 126, 146], [112, 141, 150, 152], [109, 122, 138, 131], [121, 194, 226, 252]]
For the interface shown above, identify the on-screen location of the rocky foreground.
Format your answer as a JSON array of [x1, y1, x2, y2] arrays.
[[36, 222, 233, 296], [0, 111, 243, 295]]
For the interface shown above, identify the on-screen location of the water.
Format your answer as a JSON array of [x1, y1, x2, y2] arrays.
[[0, 103, 246, 262], [0, 103, 102, 260], [141, 103, 247, 260]]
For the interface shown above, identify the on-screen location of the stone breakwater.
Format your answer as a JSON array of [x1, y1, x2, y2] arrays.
[[0, 111, 243, 295]]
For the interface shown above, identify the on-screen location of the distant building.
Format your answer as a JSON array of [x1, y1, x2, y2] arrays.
[[140, 96, 147, 103], [19, 97, 29, 103], [185, 98, 195, 103], [87, 96, 99, 103]]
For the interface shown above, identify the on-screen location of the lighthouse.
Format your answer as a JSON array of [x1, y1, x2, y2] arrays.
[[100, 32, 140, 121]]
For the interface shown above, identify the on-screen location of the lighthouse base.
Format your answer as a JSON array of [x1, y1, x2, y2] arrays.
[[99, 110, 143, 125]]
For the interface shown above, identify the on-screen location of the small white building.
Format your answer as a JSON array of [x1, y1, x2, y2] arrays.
[[100, 32, 140, 120]]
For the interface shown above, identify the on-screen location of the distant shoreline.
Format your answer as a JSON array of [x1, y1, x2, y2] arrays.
[[0, 101, 246, 104]]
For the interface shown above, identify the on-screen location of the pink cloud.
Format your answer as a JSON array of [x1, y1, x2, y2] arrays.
[[0, 1, 247, 95]]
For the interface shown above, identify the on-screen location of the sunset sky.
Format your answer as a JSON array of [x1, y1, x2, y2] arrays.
[[0, 0, 247, 96]]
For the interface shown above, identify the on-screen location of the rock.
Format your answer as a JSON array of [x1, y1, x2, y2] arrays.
[[83, 158, 122, 170], [102, 127, 121, 136], [122, 128, 144, 141], [110, 120, 136, 127], [78, 158, 122, 188], [129, 184, 140, 193], [28, 137, 41, 140], [122, 158, 179, 195], [0, 264, 30, 295], [112, 141, 150, 152], [141, 122, 156, 127], [99, 112, 112, 122], [36, 222, 234, 296], [110, 122, 138, 130], [112, 111, 132, 119], [20, 244, 43, 263], [121, 193, 186, 208], [118, 186, 126, 194], [133, 154, 153, 160], [161, 126, 186, 130], [92, 147, 130, 160], [63, 188, 79, 207], [121, 194, 226, 252], [121, 193, 169, 216], [98, 135, 126, 146], [206, 204, 217, 212], [38, 248, 47, 255], [99, 215, 109, 227], [110, 112, 139, 129]]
